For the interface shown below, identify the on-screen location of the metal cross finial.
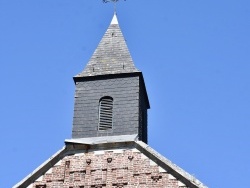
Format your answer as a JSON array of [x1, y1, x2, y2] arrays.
[[102, 0, 126, 13], [102, 0, 119, 2]]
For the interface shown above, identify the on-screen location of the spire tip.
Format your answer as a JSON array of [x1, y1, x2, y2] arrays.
[[111, 14, 118, 25]]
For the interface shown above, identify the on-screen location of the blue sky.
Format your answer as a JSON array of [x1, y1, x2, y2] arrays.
[[1, 0, 250, 187]]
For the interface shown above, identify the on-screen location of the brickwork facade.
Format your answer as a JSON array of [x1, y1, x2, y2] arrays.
[[31, 148, 188, 188]]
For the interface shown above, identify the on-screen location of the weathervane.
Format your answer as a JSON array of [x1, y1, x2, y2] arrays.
[[102, 0, 126, 2], [102, 0, 126, 13]]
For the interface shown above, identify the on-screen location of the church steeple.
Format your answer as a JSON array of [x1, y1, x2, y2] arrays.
[[72, 14, 149, 143], [14, 9, 207, 188], [75, 14, 139, 77]]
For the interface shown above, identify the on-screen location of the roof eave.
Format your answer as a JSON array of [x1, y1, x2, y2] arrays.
[[13, 146, 67, 188], [73, 72, 150, 109], [14, 139, 206, 188]]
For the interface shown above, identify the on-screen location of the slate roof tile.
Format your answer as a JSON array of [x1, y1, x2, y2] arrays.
[[75, 14, 140, 77]]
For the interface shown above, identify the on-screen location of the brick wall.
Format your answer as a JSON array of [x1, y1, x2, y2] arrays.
[[31, 148, 188, 188]]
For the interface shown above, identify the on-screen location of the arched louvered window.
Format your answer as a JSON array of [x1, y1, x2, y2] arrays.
[[98, 96, 113, 131]]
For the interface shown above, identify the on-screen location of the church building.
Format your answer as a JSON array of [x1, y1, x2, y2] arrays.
[[14, 14, 207, 188]]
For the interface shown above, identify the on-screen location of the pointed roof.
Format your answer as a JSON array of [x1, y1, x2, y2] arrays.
[[75, 14, 140, 77]]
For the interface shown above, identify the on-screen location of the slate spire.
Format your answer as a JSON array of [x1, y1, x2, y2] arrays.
[[75, 14, 139, 77]]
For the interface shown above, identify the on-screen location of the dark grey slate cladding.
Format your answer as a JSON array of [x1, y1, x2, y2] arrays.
[[75, 19, 139, 77], [139, 77, 148, 143], [72, 15, 150, 142], [72, 76, 140, 138]]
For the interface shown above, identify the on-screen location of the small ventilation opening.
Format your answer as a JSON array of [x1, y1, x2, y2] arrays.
[[36, 185, 46, 188], [98, 96, 113, 131]]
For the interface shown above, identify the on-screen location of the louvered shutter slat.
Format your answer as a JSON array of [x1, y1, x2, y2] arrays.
[[98, 97, 113, 131]]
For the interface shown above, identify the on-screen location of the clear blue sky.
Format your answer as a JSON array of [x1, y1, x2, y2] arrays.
[[1, 0, 250, 187]]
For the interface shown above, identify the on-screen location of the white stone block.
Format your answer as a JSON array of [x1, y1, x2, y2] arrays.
[[74, 153, 85, 156], [27, 183, 33, 188], [132, 148, 140, 153], [168, 174, 176, 180], [149, 160, 157, 166], [141, 154, 148, 159], [178, 181, 186, 186], [46, 168, 53, 174], [159, 166, 167, 172], [35, 175, 43, 182], [94, 150, 105, 155], [113, 149, 124, 154], [54, 160, 62, 166]]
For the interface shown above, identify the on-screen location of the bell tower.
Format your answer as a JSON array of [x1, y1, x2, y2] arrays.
[[72, 14, 150, 143]]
